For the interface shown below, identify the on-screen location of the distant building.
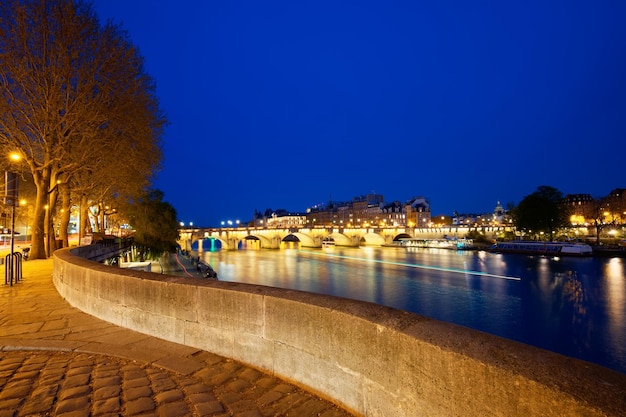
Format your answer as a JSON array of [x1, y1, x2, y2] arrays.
[[404, 197, 430, 228], [351, 194, 384, 227], [604, 188, 626, 223], [452, 202, 509, 226], [493, 201, 504, 224], [382, 201, 405, 226], [265, 209, 306, 228], [249, 188, 626, 231], [563, 194, 594, 214], [563, 194, 595, 224]]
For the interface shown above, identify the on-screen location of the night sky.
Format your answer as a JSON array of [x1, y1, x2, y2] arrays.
[[93, 1, 626, 227]]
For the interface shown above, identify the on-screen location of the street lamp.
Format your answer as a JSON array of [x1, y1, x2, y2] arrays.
[[5, 152, 21, 285]]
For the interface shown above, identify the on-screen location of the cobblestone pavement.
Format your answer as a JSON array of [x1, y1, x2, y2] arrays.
[[0, 256, 354, 417]]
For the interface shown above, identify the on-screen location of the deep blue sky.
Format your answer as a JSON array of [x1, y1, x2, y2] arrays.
[[93, 1, 626, 227]]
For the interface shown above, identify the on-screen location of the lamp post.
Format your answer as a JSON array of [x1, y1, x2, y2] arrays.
[[5, 153, 21, 285]]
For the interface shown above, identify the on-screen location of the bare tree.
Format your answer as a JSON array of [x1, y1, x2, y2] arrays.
[[0, 0, 165, 258]]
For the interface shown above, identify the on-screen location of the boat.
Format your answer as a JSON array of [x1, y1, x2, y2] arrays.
[[398, 238, 474, 250], [488, 241, 593, 256], [322, 238, 335, 247]]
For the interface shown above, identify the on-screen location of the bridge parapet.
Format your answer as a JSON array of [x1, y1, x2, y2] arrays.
[[178, 225, 513, 251]]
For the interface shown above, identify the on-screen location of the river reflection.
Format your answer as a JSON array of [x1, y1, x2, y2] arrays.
[[200, 247, 626, 374]]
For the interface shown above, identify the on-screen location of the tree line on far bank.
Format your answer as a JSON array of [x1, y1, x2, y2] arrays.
[[0, 0, 178, 259], [511, 185, 623, 245]]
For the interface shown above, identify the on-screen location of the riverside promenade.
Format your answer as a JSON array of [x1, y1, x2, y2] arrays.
[[0, 257, 353, 416]]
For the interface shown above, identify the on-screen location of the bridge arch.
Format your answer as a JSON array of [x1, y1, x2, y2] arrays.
[[361, 232, 386, 246], [394, 233, 412, 241], [284, 232, 318, 248], [246, 233, 274, 249], [327, 232, 356, 247], [193, 237, 223, 252]]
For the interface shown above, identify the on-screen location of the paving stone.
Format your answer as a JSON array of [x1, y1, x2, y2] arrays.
[[59, 384, 92, 401], [55, 396, 90, 414], [125, 396, 156, 415], [0, 381, 32, 399], [254, 377, 278, 389], [157, 401, 189, 417], [123, 385, 153, 401], [239, 368, 262, 382], [92, 375, 122, 390], [150, 375, 178, 392], [123, 369, 147, 380], [17, 362, 45, 372], [67, 365, 93, 376], [21, 384, 59, 413], [258, 389, 284, 406], [194, 400, 225, 415], [40, 368, 66, 383], [155, 388, 184, 404], [0, 397, 23, 412], [188, 391, 218, 403], [228, 378, 252, 392], [12, 369, 40, 380], [124, 376, 151, 389], [274, 383, 297, 394], [63, 373, 91, 388], [0, 361, 23, 372], [93, 396, 121, 415], [93, 384, 121, 400]]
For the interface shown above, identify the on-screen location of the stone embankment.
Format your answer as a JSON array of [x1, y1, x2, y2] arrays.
[[53, 247, 626, 417]]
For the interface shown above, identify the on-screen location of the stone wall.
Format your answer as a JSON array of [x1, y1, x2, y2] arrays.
[[53, 248, 626, 417]]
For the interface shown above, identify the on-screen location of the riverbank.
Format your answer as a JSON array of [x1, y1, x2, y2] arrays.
[[151, 251, 217, 278], [591, 245, 626, 257]]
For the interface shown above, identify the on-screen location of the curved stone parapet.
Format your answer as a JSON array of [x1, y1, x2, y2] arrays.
[[53, 248, 626, 417]]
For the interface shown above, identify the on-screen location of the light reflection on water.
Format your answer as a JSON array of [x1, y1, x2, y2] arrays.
[[200, 246, 626, 374]]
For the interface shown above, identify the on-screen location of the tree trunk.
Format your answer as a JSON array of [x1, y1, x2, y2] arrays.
[[45, 187, 59, 257], [79, 194, 90, 240], [29, 171, 50, 259], [58, 185, 71, 248]]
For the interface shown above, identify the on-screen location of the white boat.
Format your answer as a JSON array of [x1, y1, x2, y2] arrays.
[[399, 238, 474, 250], [489, 241, 593, 256]]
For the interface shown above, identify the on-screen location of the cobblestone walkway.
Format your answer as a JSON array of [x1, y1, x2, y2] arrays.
[[0, 350, 349, 417], [0, 257, 354, 417]]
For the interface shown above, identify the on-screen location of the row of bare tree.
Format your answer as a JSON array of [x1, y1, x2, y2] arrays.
[[0, 0, 166, 259]]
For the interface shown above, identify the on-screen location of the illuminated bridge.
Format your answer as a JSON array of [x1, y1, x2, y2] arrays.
[[177, 225, 512, 251]]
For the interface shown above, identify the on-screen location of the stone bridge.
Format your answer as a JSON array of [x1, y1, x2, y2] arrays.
[[178, 225, 512, 251]]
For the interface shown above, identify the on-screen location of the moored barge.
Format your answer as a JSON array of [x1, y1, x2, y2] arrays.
[[489, 241, 593, 256]]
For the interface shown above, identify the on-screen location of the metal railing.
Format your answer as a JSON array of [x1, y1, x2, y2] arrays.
[[4, 251, 23, 286]]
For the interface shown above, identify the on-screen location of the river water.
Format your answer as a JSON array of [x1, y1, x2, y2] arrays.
[[199, 246, 626, 375]]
